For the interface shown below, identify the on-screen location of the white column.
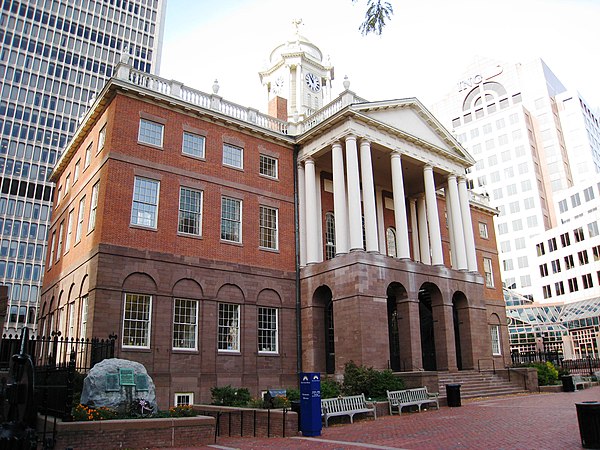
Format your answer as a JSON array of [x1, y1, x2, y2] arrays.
[[447, 174, 467, 270], [409, 198, 420, 262], [458, 176, 478, 271], [332, 142, 349, 255], [304, 158, 319, 264], [376, 187, 385, 254], [345, 135, 364, 251], [295, 65, 302, 117], [390, 151, 410, 259], [298, 162, 307, 266], [446, 192, 457, 268], [417, 195, 430, 264], [424, 164, 443, 265], [360, 139, 378, 252], [315, 169, 324, 263]]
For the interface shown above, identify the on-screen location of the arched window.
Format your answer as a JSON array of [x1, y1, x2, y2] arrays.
[[386, 227, 397, 257], [325, 212, 335, 260]]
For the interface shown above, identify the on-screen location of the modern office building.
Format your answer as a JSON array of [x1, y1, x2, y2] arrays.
[[39, 30, 510, 407], [432, 57, 600, 300], [532, 176, 600, 304], [0, 0, 167, 334]]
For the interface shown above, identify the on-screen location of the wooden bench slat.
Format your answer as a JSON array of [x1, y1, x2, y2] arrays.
[[387, 387, 439, 415], [321, 394, 377, 427]]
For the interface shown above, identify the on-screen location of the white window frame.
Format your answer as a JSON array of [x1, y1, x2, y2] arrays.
[[182, 131, 205, 158], [74, 159, 81, 183], [386, 227, 397, 257], [131, 177, 160, 229], [175, 393, 194, 406], [64, 209, 74, 253], [220, 197, 242, 243], [178, 187, 203, 236], [138, 118, 164, 147], [259, 154, 278, 179], [84, 143, 92, 168], [98, 124, 106, 152], [478, 222, 488, 239], [56, 221, 64, 261], [49, 231, 56, 268], [88, 181, 99, 232], [80, 294, 88, 338], [325, 212, 336, 260], [218, 303, 240, 352], [490, 324, 501, 355], [75, 196, 85, 243], [222, 143, 243, 169], [259, 205, 278, 250], [172, 298, 198, 351], [483, 257, 494, 288], [258, 306, 278, 354], [122, 293, 152, 349]]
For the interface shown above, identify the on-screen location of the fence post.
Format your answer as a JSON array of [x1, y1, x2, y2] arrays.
[[63, 351, 76, 422], [588, 355, 594, 377]]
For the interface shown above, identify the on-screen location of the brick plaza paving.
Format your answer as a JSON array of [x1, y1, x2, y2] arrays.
[[182, 386, 600, 450]]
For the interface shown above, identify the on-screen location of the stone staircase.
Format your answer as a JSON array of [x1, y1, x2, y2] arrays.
[[437, 370, 528, 402]]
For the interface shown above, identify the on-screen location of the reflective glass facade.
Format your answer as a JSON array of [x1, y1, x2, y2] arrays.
[[0, 0, 166, 334]]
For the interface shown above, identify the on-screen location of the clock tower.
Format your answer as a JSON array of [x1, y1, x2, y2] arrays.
[[259, 19, 334, 122]]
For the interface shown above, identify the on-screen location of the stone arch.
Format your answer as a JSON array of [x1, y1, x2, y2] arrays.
[[79, 274, 90, 298], [386, 282, 407, 371], [122, 272, 158, 293], [172, 278, 204, 300], [256, 288, 282, 307], [418, 282, 443, 371], [489, 312, 503, 356], [452, 290, 474, 370], [312, 285, 334, 374], [215, 283, 245, 303]]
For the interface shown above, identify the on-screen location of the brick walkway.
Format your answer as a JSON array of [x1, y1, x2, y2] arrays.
[[167, 387, 600, 449]]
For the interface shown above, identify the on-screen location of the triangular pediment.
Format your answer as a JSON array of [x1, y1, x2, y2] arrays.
[[353, 99, 474, 164]]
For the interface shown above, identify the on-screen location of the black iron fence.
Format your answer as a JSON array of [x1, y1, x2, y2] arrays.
[[510, 350, 600, 376]]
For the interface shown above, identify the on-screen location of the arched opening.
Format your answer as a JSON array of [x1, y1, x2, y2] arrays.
[[387, 282, 407, 371], [313, 285, 335, 374], [419, 284, 437, 371], [452, 297, 463, 370], [453, 291, 473, 370]]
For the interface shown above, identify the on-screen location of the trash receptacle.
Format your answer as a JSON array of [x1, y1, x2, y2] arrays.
[[576, 401, 600, 448], [291, 400, 301, 431], [446, 384, 461, 407], [561, 375, 575, 392]]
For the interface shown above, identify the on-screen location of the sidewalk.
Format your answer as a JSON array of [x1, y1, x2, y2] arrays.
[[183, 386, 600, 450]]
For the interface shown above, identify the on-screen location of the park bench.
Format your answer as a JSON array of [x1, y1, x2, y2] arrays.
[[321, 394, 376, 427], [572, 375, 593, 390], [387, 387, 440, 415]]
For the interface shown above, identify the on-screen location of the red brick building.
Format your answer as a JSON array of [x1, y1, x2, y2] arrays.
[[40, 38, 509, 408]]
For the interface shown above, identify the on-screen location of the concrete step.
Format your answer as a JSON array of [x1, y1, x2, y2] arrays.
[[437, 370, 527, 400]]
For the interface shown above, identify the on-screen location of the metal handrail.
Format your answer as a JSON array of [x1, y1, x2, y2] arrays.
[[477, 358, 496, 374]]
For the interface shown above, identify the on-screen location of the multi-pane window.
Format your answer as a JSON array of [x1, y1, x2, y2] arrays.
[[558, 199, 568, 213], [178, 188, 203, 236], [555, 281, 565, 296], [221, 197, 242, 243], [536, 243, 545, 256], [122, 293, 152, 348], [98, 124, 106, 152], [74, 159, 81, 183], [80, 295, 89, 338], [539, 264, 548, 277], [65, 210, 74, 253], [571, 193, 581, 208], [588, 221, 599, 238], [593, 245, 600, 262], [325, 213, 336, 260], [259, 206, 278, 250], [259, 154, 278, 179], [222, 143, 243, 169], [218, 303, 240, 351], [551, 259, 561, 274], [56, 221, 64, 260], [173, 299, 198, 350], [490, 324, 501, 355], [560, 232, 571, 247], [574, 227, 585, 242], [584, 186, 595, 202], [386, 227, 397, 258], [182, 132, 205, 158], [175, 393, 194, 406], [75, 197, 85, 243], [138, 119, 164, 147], [258, 307, 278, 353], [548, 238, 557, 252], [131, 177, 160, 228], [478, 222, 488, 239], [568, 277, 578, 292], [49, 231, 56, 268], [483, 257, 494, 287], [88, 182, 100, 232], [565, 254, 575, 269], [84, 143, 92, 168], [65, 174, 71, 195], [583, 273, 593, 289], [542, 285, 552, 299], [578, 250, 589, 265]]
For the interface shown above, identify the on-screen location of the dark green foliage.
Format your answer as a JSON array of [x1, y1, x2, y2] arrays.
[[320, 378, 342, 399], [529, 362, 559, 386], [210, 385, 251, 407], [286, 388, 300, 402], [342, 361, 405, 399]]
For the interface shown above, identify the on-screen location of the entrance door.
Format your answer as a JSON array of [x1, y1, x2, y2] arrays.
[[387, 297, 401, 371], [325, 299, 335, 374], [453, 302, 463, 370], [419, 290, 437, 371]]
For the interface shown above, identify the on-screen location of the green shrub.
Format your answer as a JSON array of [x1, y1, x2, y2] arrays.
[[530, 362, 559, 386], [342, 361, 404, 399], [320, 377, 342, 399], [286, 388, 300, 402], [210, 385, 251, 407]]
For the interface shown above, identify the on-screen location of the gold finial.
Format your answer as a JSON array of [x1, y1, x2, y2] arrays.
[[292, 18, 303, 36]]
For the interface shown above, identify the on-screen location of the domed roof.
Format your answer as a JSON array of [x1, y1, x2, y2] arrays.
[[269, 21, 323, 64]]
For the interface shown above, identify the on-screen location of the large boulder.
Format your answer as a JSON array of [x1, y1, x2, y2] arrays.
[[80, 358, 156, 413]]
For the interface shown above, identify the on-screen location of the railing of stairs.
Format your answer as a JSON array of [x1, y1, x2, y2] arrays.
[[477, 358, 496, 374]]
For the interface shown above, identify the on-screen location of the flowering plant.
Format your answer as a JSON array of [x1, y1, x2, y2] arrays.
[[129, 398, 154, 417]]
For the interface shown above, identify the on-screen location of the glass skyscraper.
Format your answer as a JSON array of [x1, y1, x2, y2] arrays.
[[0, 0, 166, 334]]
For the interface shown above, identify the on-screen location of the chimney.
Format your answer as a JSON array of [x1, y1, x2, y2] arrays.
[[268, 96, 288, 121]]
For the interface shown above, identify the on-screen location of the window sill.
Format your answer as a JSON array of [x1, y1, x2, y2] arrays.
[[221, 239, 243, 247], [223, 163, 244, 172], [258, 352, 279, 357], [137, 141, 163, 150], [182, 153, 206, 162], [121, 346, 152, 352], [130, 224, 158, 232], [258, 174, 278, 182], [259, 247, 279, 254], [177, 232, 203, 240], [172, 348, 199, 354], [218, 350, 241, 355]]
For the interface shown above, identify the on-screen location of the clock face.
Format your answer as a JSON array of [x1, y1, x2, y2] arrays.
[[305, 72, 321, 92], [272, 76, 284, 94]]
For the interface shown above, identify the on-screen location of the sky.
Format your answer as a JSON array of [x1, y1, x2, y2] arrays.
[[159, 0, 600, 115]]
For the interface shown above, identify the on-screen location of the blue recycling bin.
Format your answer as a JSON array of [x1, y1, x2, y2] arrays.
[[299, 372, 321, 437]]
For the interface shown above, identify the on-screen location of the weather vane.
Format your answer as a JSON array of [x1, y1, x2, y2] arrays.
[[292, 18, 303, 35]]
